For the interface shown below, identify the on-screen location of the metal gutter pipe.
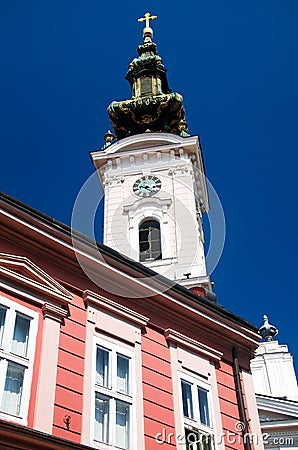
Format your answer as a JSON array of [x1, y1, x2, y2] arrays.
[[232, 347, 252, 450]]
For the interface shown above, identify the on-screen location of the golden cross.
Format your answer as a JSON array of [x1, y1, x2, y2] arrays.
[[138, 12, 157, 29]]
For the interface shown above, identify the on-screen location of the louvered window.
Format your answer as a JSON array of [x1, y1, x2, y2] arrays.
[[140, 76, 152, 96]]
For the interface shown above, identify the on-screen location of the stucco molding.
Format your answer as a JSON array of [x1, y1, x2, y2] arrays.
[[164, 328, 223, 362], [0, 253, 73, 306], [42, 302, 69, 322], [123, 196, 172, 214], [83, 290, 149, 327]]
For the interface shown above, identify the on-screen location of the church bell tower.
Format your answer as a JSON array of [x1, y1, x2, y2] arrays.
[[91, 13, 211, 290]]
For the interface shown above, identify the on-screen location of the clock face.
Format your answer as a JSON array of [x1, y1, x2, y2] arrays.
[[133, 175, 161, 197]]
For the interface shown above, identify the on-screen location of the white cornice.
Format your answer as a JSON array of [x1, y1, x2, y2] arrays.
[[91, 133, 198, 157], [90, 133, 209, 216], [83, 290, 149, 327], [257, 394, 298, 417], [261, 420, 298, 430], [164, 328, 223, 362]]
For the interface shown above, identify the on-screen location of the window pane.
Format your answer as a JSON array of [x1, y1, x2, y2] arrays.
[[185, 428, 199, 450], [139, 230, 148, 242], [150, 229, 160, 240], [147, 220, 160, 229], [94, 394, 109, 443], [185, 429, 213, 450], [198, 387, 210, 426], [202, 434, 214, 450], [11, 313, 31, 357], [140, 241, 150, 253], [0, 306, 7, 346], [151, 240, 162, 255], [117, 354, 130, 394], [96, 347, 109, 387], [116, 400, 130, 449], [1, 363, 24, 416], [181, 380, 194, 419]]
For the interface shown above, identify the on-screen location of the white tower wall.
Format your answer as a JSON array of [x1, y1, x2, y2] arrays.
[[91, 133, 210, 288]]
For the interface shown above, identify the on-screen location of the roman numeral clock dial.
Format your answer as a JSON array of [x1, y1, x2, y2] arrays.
[[133, 175, 162, 197]]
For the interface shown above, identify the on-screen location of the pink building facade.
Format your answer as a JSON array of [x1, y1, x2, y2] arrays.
[[0, 193, 262, 449]]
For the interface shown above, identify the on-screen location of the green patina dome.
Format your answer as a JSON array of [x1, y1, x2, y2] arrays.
[[107, 13, 189, 140]]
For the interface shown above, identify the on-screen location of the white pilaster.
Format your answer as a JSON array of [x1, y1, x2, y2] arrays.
[[33, 304, 68, 433]]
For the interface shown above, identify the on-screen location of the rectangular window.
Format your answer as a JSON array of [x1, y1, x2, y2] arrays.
[[0, 297, 38, 423], [181, 380, 194, 419], [96, 347, 110, 388], [198, 387, 210, 427], [11, 313, 31, 357], [115, 400, 130, 449], [117, 354, 129, 395], [94, 393, 109, 443], [1, 362, 24, 416], [94, 341, 133, 449], [180, 376, 214, 450]]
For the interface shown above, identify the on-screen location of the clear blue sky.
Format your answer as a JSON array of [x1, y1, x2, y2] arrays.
[[1, 1, 297, 368]]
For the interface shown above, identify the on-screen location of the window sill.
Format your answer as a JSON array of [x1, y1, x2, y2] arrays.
[[0, 411, 26, 426], [94, 440, 130, 450], [141, 257, 177, 268]]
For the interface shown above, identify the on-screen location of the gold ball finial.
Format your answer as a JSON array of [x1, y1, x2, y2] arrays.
[[104, 130, 114, 144], [138, 12, 157, 39]]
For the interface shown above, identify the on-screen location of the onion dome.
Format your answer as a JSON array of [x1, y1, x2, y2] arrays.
[[107, 13, 189, 140]]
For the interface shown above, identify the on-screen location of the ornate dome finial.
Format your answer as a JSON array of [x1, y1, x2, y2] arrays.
[[107, 13, 189, 140], [258, 315, 278, 342]]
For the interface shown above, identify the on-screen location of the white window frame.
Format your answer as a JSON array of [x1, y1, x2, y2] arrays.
[[179, 371, 216, 450], [127, 205, 171, 262], [91, 336, 135, 450], [0, 296, 38, 425]]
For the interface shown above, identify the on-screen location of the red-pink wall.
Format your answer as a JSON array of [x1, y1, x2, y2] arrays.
[[216, 360, 250, 450], [142, 327, 176, 449], [53, 294, 87, 442]]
